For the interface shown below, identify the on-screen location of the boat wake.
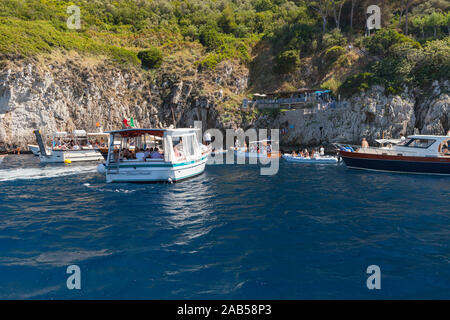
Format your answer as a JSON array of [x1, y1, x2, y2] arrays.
[[82, 182, 139, 194], [0, 165, 98, 182]]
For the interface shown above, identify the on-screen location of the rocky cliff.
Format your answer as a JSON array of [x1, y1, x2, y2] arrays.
[[0, 52, 448, 151], [264, 81, 449, 149], [0, 52, 250, 150]]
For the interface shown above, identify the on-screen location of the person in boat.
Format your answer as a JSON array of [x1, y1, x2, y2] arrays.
[[204, 132, 212, 146], [361, 138, 369, 148], [310, 149, 315, 158], [135, 148, 146, 161], [320, 146, 325, 156], [447, 130, 450, 136], [442, 143, 450, 155], [122, 148, 133, 160], [304, 149, 309, 158], [291, 150, 297, 157], [151, 147, 163, 159], [144, 147, 153, 159]]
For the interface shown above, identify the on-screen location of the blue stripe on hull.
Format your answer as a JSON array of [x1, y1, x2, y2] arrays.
[[342, 157, 450, 175]]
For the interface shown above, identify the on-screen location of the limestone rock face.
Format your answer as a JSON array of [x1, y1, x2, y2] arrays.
[[417, 81, 449, 135], [0, 57, 249, 149], [0, 55, 447, 151], [269, 83, 448, 147]]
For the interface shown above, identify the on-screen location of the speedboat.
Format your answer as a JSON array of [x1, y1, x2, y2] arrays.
[[34, 130, 104, 163], [101, 128, 209, 183], [233, 140, 281, 159], [211, 148, 227, 156], [282, 154, 338, 164], [336, 135, 450, 175]]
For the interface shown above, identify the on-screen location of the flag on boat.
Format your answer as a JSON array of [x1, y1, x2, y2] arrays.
[[123, 117, 136, 128]]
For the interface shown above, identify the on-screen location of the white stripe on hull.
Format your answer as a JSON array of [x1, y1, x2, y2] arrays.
[[40, 150, 103, 163], [106, 158, 207, 183]]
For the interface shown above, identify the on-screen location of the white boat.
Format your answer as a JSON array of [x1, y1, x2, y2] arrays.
[[233, 140, 281, 159], [34, 130, 104, 163], [211, 148, 227, 156], [282, 154, 339, 164], [102, 128, 209, 183], [28, 144, 42, 156]]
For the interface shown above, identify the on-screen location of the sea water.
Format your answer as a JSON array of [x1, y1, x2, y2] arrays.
[[0, 155, 449, 299]]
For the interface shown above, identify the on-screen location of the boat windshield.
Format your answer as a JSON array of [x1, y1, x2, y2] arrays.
[[404, 138, 436, 149], [109, 132, 165, 163]]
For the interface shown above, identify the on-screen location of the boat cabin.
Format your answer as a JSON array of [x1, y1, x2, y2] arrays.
[[103, 128, 208, 183], [106, 128, 203, 165], [359, 135, 450, 157]]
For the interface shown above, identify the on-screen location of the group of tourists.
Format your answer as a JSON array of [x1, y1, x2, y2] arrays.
[[291, 146, 325, 158], [121, 147, 164, 161]]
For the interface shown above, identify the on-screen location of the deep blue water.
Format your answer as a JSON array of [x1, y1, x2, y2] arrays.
[[0, 154, 449, 299]]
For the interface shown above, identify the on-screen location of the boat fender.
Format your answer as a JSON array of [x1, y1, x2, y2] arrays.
[[64, 159, 72, 164], [168, 178, 173, 184], [97, 163, 106, 174]]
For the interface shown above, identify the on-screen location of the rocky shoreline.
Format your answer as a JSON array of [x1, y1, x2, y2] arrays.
[[0, 55, 448, 152]]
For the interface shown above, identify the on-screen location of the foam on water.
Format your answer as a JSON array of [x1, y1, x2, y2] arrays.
[[0, 165, 97, 182]]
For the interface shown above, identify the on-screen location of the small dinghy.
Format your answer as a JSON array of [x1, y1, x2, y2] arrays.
[[282, 154, 338, 164]]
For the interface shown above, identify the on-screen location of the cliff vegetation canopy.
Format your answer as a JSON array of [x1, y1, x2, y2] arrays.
[[0, 0, 448, 95]]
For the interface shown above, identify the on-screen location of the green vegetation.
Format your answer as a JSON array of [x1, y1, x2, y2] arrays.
[[363, 29, 421, 57], [0, 0, 448, 95], [339, 72, 376, 97], [138, 47, 163, 69], [324, 46, 346, 65], [274, 50, 300, 74]]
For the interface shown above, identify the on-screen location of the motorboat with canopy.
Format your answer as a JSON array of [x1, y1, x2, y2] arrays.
[[34, 130, 104, 163], [336, 135, 450, 174], [100, 128, 209, 183], [233, 139, 281, 159]]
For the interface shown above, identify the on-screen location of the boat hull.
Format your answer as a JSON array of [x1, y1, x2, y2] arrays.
[[40, 149, 104, 163], [105, 157, 207, 183], [28, 145, 41, 156], [340, 150, 450, 175], [282, 154, 338, 164], [234, 150, 281, 159]]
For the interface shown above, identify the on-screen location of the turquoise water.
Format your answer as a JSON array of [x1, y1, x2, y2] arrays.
[[0, 155, 449, 299]]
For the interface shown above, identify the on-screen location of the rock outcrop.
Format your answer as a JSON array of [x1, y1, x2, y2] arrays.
[[0, 53, 448, 151], [266, 82, 449, 148], [0, 54, 249, 149]]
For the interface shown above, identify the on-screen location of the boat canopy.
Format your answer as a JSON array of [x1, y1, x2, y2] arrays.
[[73, 130, 87, 136], [53, 132, 68, 138], [375, 139, 401, 145], [249, 139, 272, 144], [106, 128, 200, 138], [87, 132, 110, 137]]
